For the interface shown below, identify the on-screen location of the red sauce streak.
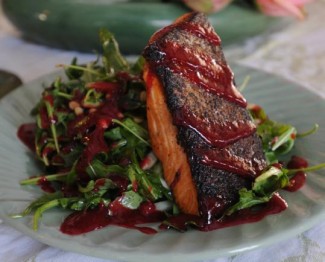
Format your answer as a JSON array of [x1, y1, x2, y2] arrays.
[[86, 81, 120, 94], [250, 104, 262, 113], [199, 195, 229, 221], [116, 71, 135, 81], [51, 155, 65, 165], [60, 201, 166, 235], [203, 193, 287, 231], [76, 127, 110, 179], [174, 106, 255, 148], [150, 14, 220, 47], [132, 181, 139, 192], [156, 40, 246, 108], [72, 89, 84, 104], [160, 194, 287, 232], [67, 102, 121, 138], [37, 176, 55, 193], [43, 94, 54, 106], [178, 21, 221, 46], [39, 106, 51, 129], [272, 162, 283, 169], [61, 184, 80, 198], [93, 178, 106, 192], [285, 155, 308, 192], [69, 100, 123, 178], [140, 152, 156, 170], [199, 147, 259, 177], [41, 145, 55, 159], [148, 16, 246, 108], [17, 123, 36, 152], [286, 172, 306, 192], [109, 174, 129, 194], [287, 155, 308, 169], [140, 157, 151, 170]]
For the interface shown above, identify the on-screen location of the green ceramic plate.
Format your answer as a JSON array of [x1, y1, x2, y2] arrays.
[[0, 64, 325, 261], [2, 0, 278, 54]]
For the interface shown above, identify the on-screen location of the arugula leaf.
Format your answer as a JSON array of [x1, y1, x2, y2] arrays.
[[297, 124, 319, 138], [32, 199, 61, 230], [70, 199, 87, 211], [225, 189, 270, 216], [40, 142, 56, 166], [11, 192, 63, 218], [60, 146, 83, 167], [112, 118, 149, 146], [105, 126, 122, 140], [11, 192, 84, 230], [271, 126, 296, 151], [43, 95, 60, 153], [99, 28, 129, 75], [86, 158, 125, 178], [130, 56, 145, 75], [20, 172, 70, 186], [119, 190, 143, 209], [82, 88, 103, 108], [109, 118, 150, 162], [225, 166, 290, 216], [258, 120, 296, 158], [126, 152, 165, 201], [225, 160, 325, 218], [253, 166, 289, 195], [65, 57, 84, 80], [87, 178, 116, 197], [287, 162, 325, 175], [249, 105, 297, 164], [78, 180, 95, 193]]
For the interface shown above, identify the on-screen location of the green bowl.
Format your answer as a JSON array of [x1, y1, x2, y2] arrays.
[[2, 0, 277, 54]]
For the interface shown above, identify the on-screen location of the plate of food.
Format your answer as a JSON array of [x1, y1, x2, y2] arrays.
[[0, 13, 325, 262]]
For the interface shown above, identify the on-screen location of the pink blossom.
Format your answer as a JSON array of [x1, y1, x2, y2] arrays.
[[183, 0, 233, 13], [255, 0, 314, 20]]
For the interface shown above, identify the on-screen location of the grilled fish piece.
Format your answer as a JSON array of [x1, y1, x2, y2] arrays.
[[143, 12, 267, 220]]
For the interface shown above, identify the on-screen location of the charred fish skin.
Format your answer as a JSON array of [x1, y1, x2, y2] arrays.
[[179, 127, 261, 220], [154, 67, 266, 173], [143, 12, 267, 220]]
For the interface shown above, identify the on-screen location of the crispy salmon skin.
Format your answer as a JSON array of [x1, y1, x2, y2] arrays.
[[143, 12, 267, 220]]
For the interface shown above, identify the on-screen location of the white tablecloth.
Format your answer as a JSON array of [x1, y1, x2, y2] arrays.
[[1, 1, 325, 261]]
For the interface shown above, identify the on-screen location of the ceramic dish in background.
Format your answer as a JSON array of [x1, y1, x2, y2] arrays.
[[1, 0, 280, 54]]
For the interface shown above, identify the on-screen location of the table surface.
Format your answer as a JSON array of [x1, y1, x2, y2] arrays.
[[1, 1, 325, 261]]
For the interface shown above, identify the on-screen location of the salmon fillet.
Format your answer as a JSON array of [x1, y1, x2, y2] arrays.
[[143, 12, 267, 220]]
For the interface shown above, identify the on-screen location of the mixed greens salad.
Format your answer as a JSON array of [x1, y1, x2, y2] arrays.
[[14, 29, 324, 233]]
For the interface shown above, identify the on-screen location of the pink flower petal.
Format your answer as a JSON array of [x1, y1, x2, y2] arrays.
[[256, 0, 314, 19]]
